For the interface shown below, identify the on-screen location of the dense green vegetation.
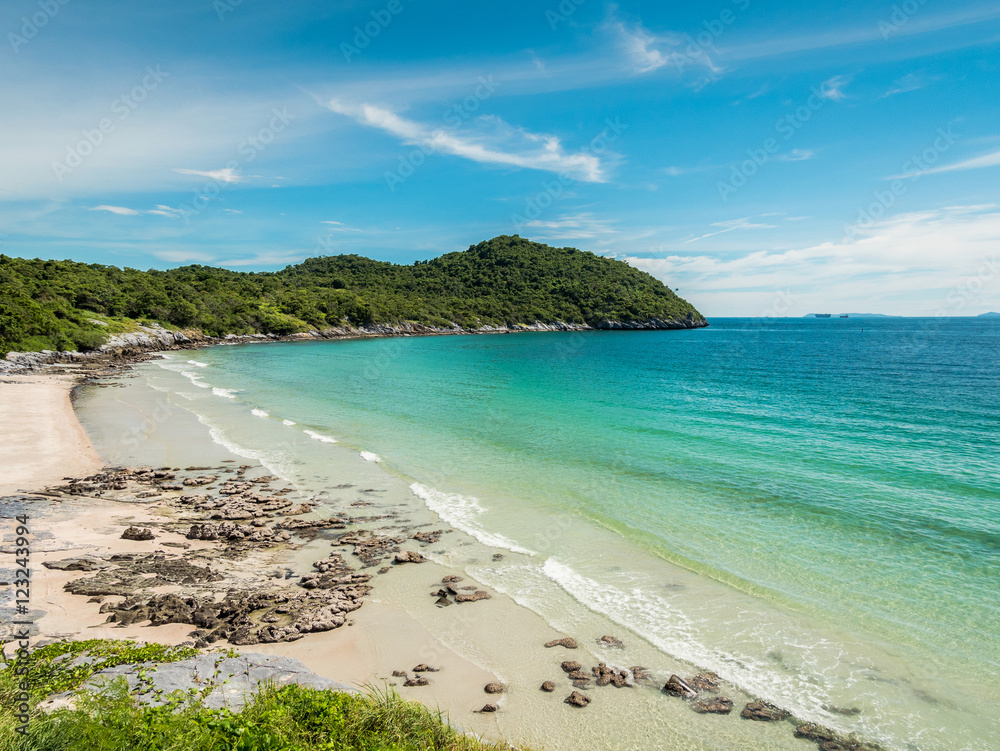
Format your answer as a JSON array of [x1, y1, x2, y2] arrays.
[[0, 235, 703, 356], [1, 640, 521, 751]]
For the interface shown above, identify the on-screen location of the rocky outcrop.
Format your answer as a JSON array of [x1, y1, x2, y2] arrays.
[[120, 527, 155, 541], [564, 691, 591, 707], [662, 674, 698, 698], [692, 697, 734, 714], [741, 701, 791, 721], [484, 682, 504, 694], [544, 637, 578, 649]]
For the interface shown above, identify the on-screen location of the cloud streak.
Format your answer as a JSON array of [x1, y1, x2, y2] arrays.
[[325, 99, 606, 182]]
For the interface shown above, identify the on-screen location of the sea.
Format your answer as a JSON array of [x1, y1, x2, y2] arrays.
[[77, 317, 1000, 750]]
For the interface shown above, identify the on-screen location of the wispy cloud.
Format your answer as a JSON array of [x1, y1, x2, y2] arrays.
[[325, 99, 606, 182], [520, 212, 617, 240], [88, 205, 140, 216], [882, 71, 942, 98], [818, 75, 852, 101], [173, 167, 244, 183], [603, 10, 720, 77], [776, 149, 815, 162], [624, 205, 1000, 316], [894, 148, 1000, 178], [682, 216, 778, 244]]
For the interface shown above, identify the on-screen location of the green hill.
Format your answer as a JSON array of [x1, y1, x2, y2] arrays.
[[0, 235, 705, 356]]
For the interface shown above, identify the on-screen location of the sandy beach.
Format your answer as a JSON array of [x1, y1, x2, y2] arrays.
[[0, 374, 104, 496]]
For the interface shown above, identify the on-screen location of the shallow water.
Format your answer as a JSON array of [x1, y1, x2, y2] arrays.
[[78, 318, 1000, 750]]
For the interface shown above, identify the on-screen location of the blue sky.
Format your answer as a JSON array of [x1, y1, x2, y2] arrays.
[[2, 0, 998, 315]]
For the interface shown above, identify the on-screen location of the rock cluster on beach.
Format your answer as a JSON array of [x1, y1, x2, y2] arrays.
[[35, 462, 438, 648]]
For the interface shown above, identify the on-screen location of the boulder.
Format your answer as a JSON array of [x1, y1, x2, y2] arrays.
[[484, 683, 504, 694], [403, 676, 429, 687], [688, 672, 722, 691], [561, 661, 582, 673], [662, 675, 697, 698], [121, 527, 155, 541], [597, 635, 624, 648], [413, 664, 439, 673], [479, 704, 498, 713], [544, 637, 577, 649], [393, 551, 426, 564], [741, 701, 791, 721], [564, 691, 591, 707], [540, 681, 555, 692], [454, 590, 490, 603], [692, 697, 734, 714]]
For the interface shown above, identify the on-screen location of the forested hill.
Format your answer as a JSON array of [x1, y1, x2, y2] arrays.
[[0, 235, 706, 356]]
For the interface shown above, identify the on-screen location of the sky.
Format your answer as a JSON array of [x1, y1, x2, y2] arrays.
[[1, 0, 999, 316]]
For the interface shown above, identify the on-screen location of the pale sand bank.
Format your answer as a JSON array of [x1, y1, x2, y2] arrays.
[[0, 375, 103, 495]]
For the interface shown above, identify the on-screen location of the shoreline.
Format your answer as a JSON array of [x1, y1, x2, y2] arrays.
[[1, 360, 888, 751]]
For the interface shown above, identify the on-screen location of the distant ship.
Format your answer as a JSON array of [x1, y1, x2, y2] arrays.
[[840, 314, 849, 318], [815, 313, 832, 318]]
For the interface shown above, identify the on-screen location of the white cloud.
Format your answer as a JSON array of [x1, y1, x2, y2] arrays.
[[320, 220, 362, 231], [146, 204, 185, 218], [521, 213, 617, 240], [222, 252, 307, 267], [326, 99, 606, 183], [776, 149, 814, 162], [622, 205, 1000, 316], [882, 71, 942, 98], [88, 205, 140, 216], [172, 167, 244, 183], [603, 12, 720, 77], [818, 75, 851, 101], [682, 216, 777, 244], [900, 148, 1000, 177]]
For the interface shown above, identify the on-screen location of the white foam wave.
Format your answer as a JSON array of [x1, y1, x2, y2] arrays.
[[212, 387, 238, 399], [282, 419, 296, 426], [409, 483, 535, 556], [360, 451, 381, 463], [540, 557, 849, 733], [304, 429, 337, 443], [251, 408, 269, 418], [187, 360, 208, 368], [191, 413, 296, 484]]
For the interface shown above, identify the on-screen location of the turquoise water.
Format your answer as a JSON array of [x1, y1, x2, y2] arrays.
[[158, 318, 999, 749]]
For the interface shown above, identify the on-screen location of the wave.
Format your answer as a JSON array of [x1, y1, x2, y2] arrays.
[[409, 483, 536, 556], [251, 408, 269, 418], [186, 360, 208, 368], [304, 429, 338, 443], [212, 387, 238, 399], [540, 557, 858, 735], [282, 419, 296, 426], [190, 412, 296, 485], [360, 451, 381, 463]]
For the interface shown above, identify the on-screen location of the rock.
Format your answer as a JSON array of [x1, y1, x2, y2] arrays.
[[403, 676, 429, 687], [391, 670, 408, 677], [662, 675, 698, 698], [560, 661, 582, 673], [822, 704, 862, 716], [794, 724, 839, 744], [544, 637, 577, 649], [567, 670, 589, 681], [572, 679, 591, 689], [597, 635, 624, 648], [413, 664, 439, 673], [492, 553, 503, 561], [484, 682, 504, 694], [479, 704, 498, 713], [442, 575, 463, 583], [540, 681, 555, 692], [121, 527, 155, 541], [564, 691, 591, 707], [741, 701, 791, 721], [454, 590, 490, 603], [688, 672, 722, 691], [692, 697, 734, 714], [631, 666, 652, 682], [393, 550, 426, 564]]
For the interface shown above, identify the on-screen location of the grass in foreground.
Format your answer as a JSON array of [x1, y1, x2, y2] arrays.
[[1, 640, 522, 751]]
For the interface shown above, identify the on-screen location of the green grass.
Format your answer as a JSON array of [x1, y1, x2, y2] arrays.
[[0, 640, 524, 751]]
